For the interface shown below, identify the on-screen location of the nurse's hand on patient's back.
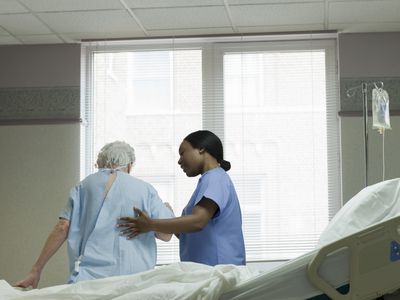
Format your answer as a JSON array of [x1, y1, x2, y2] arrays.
[[13, 269, 40, 289], [117, 207, 152, 239]]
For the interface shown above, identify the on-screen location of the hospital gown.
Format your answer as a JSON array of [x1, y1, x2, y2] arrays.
[[59, 169, 174, 283]]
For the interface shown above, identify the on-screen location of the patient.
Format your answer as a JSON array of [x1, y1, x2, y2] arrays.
[[14, 141, 174, 288]]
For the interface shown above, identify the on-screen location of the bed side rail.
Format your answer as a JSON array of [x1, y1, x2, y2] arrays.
[[307, 215, 400, 300]]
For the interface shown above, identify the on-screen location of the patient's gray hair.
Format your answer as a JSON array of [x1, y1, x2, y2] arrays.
[[96, 141, 136, 169]]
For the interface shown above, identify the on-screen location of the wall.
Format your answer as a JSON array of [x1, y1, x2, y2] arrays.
[[339, 32, 400, 203], [0, 44, 81, 287]]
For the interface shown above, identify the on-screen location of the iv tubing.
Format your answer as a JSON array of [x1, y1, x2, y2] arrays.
[[382, 130, 385, 181]]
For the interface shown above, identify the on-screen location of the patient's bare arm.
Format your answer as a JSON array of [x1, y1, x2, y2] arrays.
[[155, 202, 175, 241], [13, 218, 70, 289], [164, 202, 180, 239]]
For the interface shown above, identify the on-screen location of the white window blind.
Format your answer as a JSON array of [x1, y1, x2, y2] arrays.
[[220, 44, 339, 260], [82, 36, 340, 264]]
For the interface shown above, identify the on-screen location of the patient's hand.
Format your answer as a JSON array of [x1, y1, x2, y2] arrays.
[[13, 270, 40, 289]]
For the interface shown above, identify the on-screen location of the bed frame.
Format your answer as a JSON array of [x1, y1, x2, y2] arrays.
[[308, 215, 400, 300]]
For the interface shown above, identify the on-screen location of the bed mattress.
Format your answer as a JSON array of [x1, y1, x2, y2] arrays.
[[220, 246, 350, 300]]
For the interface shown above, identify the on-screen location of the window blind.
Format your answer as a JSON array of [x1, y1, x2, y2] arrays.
[[82, 35, 340, 263]]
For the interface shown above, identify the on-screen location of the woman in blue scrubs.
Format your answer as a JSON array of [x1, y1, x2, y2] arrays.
[[118, 130, 246, 266]]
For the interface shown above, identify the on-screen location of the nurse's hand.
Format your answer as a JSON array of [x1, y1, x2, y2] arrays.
[[117, 207, 152, 239]]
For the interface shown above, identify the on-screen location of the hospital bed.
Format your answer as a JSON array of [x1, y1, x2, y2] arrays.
[[221, 178, 400, 300], [220, 214, 400, 300], [2, 179, 400, 300]]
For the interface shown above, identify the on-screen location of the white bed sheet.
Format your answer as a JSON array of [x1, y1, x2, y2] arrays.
[[0, 252, 348, 300], [0, 262, 258, 300]]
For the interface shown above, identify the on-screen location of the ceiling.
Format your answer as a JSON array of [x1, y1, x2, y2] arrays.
[[0, 0, 399, 45]]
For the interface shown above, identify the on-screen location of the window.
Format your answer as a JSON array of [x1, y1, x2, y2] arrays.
[[82, 35, 340, 263]]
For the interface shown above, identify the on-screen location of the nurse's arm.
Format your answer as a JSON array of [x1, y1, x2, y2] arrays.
[[13, 218, 70, 288], [118, 197, 218, 238], [154, 197, 218, 233]]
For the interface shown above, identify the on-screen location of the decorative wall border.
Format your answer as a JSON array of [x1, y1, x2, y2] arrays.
[[340, 77, 400, 116], [0, 86, 80, 124]]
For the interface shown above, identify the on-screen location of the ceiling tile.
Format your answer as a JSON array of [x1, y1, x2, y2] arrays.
[[147, 26, 234, 37], [134, 6, 230, 30], [228, 0, 322, 4], [329, 22, 400, 33], [0, 35, 21, 45], [329, 0, 400, 23], [237, 24, 324, 33], [0, 0, 398, 46], [124, 0, 222, 8], [0, 1, 28, 14], [62, 31, 146, 42], [0, 26, 10, 35], [38, 10, 144, 34], [230, 3, 325, 26], [17, 34, 64, 44], [19, 0, 123, 12], [0, 14, 52, 35]]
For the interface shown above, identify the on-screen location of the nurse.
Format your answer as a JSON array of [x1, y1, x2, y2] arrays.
[[118, 130, 246, 266], [15, 141, 174, 288]]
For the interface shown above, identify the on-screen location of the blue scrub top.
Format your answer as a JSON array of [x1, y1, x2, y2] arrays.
[[179, 167, 246, 266], [59, 169, 174, 283]]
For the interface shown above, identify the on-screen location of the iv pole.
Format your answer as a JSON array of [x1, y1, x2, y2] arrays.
[[361, 82, 368, 187], [346, 81, 383, 187]]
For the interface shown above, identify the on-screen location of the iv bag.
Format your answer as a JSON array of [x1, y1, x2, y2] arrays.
[[372, 88, 391, 131]]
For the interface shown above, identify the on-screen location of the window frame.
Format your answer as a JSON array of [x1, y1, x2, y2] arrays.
[[81, 34, 341, 262]]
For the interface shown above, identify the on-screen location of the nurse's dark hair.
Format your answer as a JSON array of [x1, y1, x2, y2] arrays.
[[184, 130, 231, 171]]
